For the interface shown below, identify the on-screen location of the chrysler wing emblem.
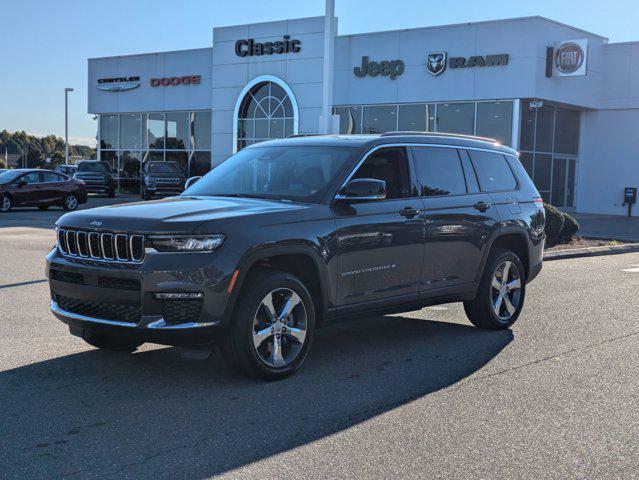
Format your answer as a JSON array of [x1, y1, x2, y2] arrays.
[[90, 220, 102, 227], [426, 52, 447, 76]]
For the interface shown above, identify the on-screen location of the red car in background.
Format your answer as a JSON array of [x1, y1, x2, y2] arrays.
[[0, 169, 87, 212]]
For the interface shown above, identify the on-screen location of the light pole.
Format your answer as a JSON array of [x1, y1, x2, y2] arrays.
[[320, 0, 336, 134], [65, 87, 74, 166]]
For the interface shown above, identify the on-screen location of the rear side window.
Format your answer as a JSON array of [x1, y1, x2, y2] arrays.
[[468, 150, 517, 192], [411, 146, 467, 197], [42, 172, 65, 182]]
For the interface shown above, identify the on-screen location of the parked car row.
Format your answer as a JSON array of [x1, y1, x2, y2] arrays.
[[0, 160, 191, 212]]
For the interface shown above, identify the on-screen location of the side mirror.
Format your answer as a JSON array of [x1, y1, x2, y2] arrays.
[[335, 178, 386, 201], [185, 176, 202, 190]]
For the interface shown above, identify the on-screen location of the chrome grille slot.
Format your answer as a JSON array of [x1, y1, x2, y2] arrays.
[[101, 233, 114, 259], [55, 229, 144, 264], [88, 232, 101, 258], [115, 234, 129, 261], [76, 231, 89, 257]]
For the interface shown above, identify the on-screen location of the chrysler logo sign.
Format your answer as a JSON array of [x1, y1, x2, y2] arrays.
[[96, 76, 140, 92], [426, 52, 447, 76]]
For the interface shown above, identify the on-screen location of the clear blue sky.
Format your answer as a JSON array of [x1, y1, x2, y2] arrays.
[[1, 0, 637, 146]]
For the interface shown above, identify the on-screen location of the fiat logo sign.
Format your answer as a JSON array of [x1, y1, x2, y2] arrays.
[[555, 42, 584, 75], [150, 75, 201, 87]]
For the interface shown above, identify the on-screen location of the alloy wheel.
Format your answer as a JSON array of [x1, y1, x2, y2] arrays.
[[491, 260, 522, 321], [66, 195, 78, 210], [252, 288, 307, 368], [1, 196, 10, 212]]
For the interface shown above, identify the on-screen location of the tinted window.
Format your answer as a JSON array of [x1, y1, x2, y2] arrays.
[[185, 146, 353, 203], [78, 162, 109, 173], [147, 162, 182, 174], [42, 172, 65, 182], [22, 172, 42, 184], [398, 104, 435, 132], [412, 147, 467, 196], [353, 147, 410, 200], [436, 102, 475, 135], [362, 105, 397, 134], [469, 151, 517, 192], [476, 101, 513, 146]]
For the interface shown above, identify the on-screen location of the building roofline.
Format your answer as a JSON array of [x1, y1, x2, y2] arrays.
[[337, 15, 609, 42], [87, 46, 212, 61]]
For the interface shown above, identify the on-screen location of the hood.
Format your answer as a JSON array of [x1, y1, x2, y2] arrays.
[[56, 195, 307, 233]]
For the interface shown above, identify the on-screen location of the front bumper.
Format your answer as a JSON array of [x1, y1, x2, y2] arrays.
[[46, 246, 240, 346]]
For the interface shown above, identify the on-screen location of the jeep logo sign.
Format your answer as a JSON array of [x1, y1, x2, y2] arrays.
[[553, 39, 587, 76], [354, 56, 405, 80]]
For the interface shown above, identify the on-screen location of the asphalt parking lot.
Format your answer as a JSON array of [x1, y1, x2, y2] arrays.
[[1, 199, 638, 479]]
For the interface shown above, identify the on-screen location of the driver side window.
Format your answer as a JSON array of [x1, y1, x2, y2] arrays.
[[353, 147, 410, 200], [22, 172, 42, 184]]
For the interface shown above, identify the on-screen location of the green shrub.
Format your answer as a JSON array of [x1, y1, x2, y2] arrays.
[[544, 203, 565, 247], [559, 212, 579, 243]]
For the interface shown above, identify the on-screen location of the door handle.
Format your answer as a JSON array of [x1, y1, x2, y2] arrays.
[[473, 201, 492, 212], [399, 206, 421, 218]]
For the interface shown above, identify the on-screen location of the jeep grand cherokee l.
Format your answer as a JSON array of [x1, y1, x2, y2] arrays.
[[74, 160, 116, 198], [141, 161, 186, 200], [46, 133, 545, 379]]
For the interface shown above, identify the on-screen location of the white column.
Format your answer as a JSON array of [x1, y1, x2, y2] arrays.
[[511, 99, 521, 150], [319, 0, 336, 134]]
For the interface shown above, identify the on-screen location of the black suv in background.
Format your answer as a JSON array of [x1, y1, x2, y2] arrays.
[[141, 161, 187, 200], [74, 161, 116, 198], [47, 133, 545, 379]]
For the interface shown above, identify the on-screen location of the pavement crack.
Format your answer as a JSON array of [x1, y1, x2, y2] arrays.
[[459, 329, 639, 387]]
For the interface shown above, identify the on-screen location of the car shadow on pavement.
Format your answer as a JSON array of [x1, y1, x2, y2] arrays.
[[1, 315, 512, 479]]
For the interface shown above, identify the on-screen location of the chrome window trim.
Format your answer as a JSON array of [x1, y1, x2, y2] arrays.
[[335, 142, 518, 200]]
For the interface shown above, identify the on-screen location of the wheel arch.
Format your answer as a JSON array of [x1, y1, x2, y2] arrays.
[[484, 229, 531, 279]]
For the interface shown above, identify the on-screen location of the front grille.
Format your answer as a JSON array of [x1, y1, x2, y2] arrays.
[[57, 228, 144, 263], [161, 299, 202, 325], [50, 269, 84, 285], [155, 178, 180, 184], [98, 276, 141, 291], [55, 294, 141, 323]]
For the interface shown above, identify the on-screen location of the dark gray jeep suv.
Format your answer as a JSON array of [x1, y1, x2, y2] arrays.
[[46, 133, 545, 379]]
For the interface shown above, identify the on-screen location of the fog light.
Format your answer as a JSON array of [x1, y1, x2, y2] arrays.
[[154, 292, 203, 300]]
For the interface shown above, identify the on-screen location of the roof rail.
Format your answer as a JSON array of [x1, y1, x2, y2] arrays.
[[286, 133, 321, 138], [379, 131, 497, 143]]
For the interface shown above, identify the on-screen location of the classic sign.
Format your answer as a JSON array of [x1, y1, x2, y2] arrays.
[[426, 52, 447, 76], [449, 54, 509, 69], [354, 56, 405, 80], [554, 40, 587, 76], [150, 75, 201, 87], [235, 35, 301, 57]]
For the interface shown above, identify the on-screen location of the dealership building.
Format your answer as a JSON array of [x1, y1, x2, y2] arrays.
[[88, 15, 639, 216]]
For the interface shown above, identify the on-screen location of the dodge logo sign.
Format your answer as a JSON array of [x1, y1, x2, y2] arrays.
[[556, 42, 584, 74], [426, 52, 447, 76]]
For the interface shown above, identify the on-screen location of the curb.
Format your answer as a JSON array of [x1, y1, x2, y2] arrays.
[[543, 243, 639, 261]]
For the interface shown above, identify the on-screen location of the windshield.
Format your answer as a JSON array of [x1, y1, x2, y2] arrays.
[[78, 162, 109, 173], [0, 170, 24, 183], [146, 162, 183, 174], [183, 146, 355, 203]]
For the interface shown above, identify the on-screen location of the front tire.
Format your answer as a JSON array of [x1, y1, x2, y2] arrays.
[[464, 249, 526, 330], [63, 193, 79, 211], [83, 332, 142, 352], [1, 194, 12, 212], [222, 271, 316, 380]]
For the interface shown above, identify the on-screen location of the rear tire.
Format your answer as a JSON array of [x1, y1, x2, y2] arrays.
[[221, 270, 315, 380], [83, 332, 142, 352], [464, 249, 526, 330]]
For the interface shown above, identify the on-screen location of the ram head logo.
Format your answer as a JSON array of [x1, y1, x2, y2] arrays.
[[426, 52, 447, 76]]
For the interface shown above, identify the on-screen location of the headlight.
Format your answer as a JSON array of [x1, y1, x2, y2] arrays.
[[147, 234, 225, 252]]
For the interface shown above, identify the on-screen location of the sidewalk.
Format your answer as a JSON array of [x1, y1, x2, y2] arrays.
[[571, 212, 639, 242]]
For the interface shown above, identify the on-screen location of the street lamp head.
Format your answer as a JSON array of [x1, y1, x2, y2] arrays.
[[65, 87, 74, 92]]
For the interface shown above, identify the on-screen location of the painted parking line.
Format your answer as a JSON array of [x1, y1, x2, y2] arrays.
[[622, 265, 639, 273]]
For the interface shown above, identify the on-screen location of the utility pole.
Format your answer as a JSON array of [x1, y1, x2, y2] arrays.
[[65, 87, 74, 166], [319, 0, 336, 134]]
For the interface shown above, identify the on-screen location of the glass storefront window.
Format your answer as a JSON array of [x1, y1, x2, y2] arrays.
[[119, 114, 142, 149], [533, 153, 552, 193], [166, 151, 188, 175], [119, 151, 142, 194], [519, 152, 533, 178], [100, 115, 118, 149], [190, 151, 212, 177], [519, 102, 536, 151], [146, 151, 164, 163], [398, 104, 434, 132], [333, 106, 361, 134], [147, 113, 165, 149], [166, 112, 190, 150], [362, 105, 397, 134], [436, 102, 474, 135], [476, 101, 513, 146], [554, 108, 580, 154], [192, 111, 211, 150], [535, 105, 555, 153]]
